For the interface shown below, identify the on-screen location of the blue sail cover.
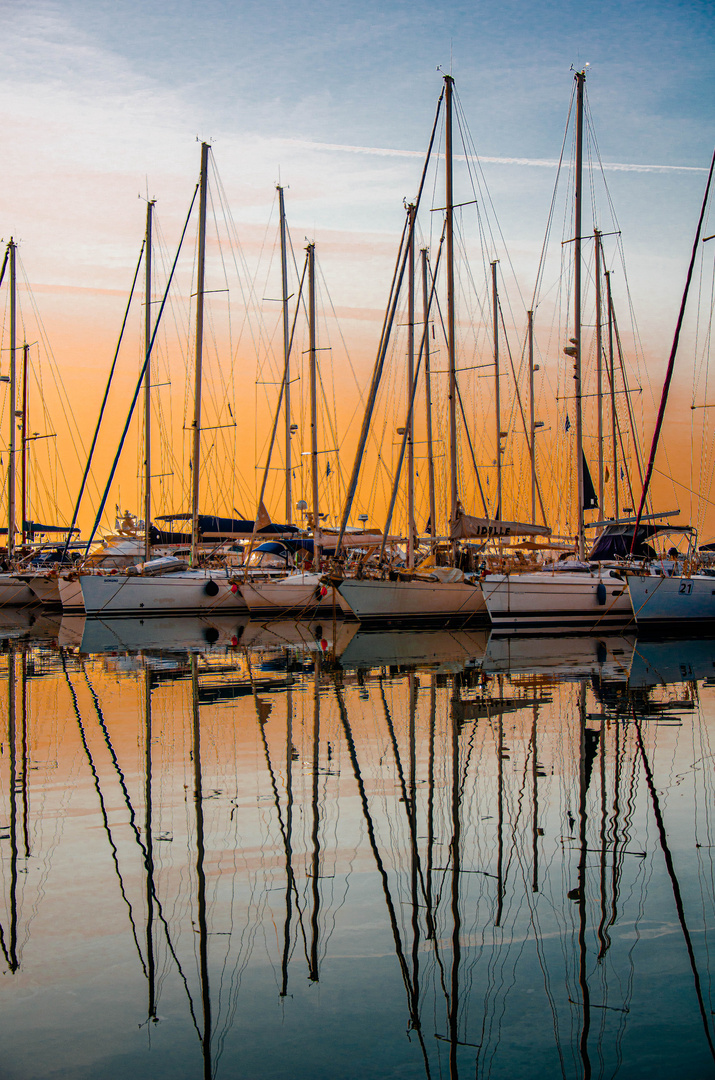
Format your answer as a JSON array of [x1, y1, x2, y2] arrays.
[[0, 522, 79, 536], [589, 523, 660, 561], [151, 515, 300, 544], [254, 538, 335, 556]]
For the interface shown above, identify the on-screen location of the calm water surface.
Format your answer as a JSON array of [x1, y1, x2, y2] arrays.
[[0, 616, 713, 1079]]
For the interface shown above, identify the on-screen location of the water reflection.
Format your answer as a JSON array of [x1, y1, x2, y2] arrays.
[[0, 621, 713, 1078]]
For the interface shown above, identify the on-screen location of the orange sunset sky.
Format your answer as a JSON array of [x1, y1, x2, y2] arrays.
[[1, 0, 713, 546]]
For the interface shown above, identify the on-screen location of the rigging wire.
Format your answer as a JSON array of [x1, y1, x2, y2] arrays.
[[631, 145, 715, 550], [85, 183, 200, 553], [61, 237, 146, 556]]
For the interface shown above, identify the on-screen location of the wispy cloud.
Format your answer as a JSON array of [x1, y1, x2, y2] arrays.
[[283, 138, 708, 174]]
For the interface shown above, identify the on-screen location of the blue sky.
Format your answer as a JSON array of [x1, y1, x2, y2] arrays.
[[21, 0, 707, 157], [4, 0, 710, 294]]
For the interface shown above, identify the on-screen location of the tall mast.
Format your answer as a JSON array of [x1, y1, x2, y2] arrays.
[[595, 229, 604, 515], [445, 75, 458, 531], [307, 242, 320, 561], [528, 310, 536, 525], [20, 343, 28, 546], [407, 204, 416, 568], [191, 142, 210, 566], [492, 260, 502, 518], [278, 186, 292, 524], [605, 270, 619, 518], [8, 240, 16, 561], [144, 200, 154, 562], [574, 70, 586, 559], [422, 248, 437, 547]]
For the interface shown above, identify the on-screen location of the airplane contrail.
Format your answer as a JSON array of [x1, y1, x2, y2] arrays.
[[283, 138, 707, 174]]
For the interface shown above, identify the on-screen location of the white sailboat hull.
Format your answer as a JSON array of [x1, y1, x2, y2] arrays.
[[337, 577, 487, 628], [481, 570, 633, 634], [240, 574, 354, 619], [79, 569, 248, 618], [627, 573, 715, 629]]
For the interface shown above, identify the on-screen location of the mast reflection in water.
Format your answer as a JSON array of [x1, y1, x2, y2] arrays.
[[0, 628, 713, 1079]]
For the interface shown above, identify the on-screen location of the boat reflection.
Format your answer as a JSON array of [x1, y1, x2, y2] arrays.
[[483, 631, 635, 680], [0, 607, 62, 645], [630, 636, 715, 687], [338, 627, 489, 672], [0, 627, 713, 1078], [75, 613, 250, 655]]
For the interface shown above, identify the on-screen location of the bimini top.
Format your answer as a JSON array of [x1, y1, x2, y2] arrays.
[[589, 521, 691, 561]]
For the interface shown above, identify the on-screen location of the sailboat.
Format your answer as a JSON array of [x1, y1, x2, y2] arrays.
[[333, 76, 548, 628], [481, 70, 636, 634], [627, 569, 715, 630], [239, 232, 353, 619], [77, 144, 249, 619], [625, 145, 715, 630], [0, 241, 48, 608]]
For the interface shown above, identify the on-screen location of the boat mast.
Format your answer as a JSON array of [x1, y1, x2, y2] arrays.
[[144, 199, 154, 562], [8, 239, 16, 561], [407, 204, 416, 568], [20, 343, 28, 546], [595, 229, 604, 514], [574, 70, 586, 559], [307, 242, 320, 562], [278, 186, 292, 524], [191, 142, 210, 566], [528, 310, 536, 526], [445, 75, 459, 533], [492, 260, 502, 518], [605, 270, 619, 518], [422, 248, 437, 548]]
